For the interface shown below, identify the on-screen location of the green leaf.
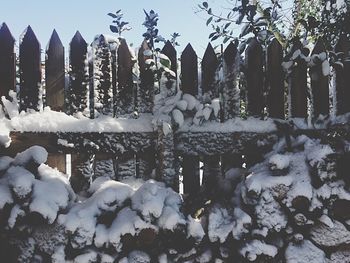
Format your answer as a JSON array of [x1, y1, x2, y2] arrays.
[[160, 57, 171, 69], [206, 17, 213, 26], [110, 25, 119, 33], [203, 2, 208, 8], [108, 13, 118, 18]]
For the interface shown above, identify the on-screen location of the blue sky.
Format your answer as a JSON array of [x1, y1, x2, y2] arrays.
[[0, 0, 216, 57]]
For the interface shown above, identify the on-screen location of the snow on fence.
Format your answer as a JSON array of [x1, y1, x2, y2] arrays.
[[1, 23, 350, 194]]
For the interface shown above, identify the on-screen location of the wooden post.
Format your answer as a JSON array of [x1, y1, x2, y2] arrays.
[[92, 35, 113, 116], [267, 38, 285, 119], [67, 31, 88, 115], [45, 29, 66, 173], [115, 152, 136, 179], [310, 38, 329, 118], [19, 26, 41, 111], [116, 38, 134, 115], [180, 44, 198, 95], [334, 35, 350, 115], [180, 43, 200, 194], [0, 23, 15, 102], [289, 41, 308, 118], [138, 40, 154, 113], [245, 38, 264, 117]]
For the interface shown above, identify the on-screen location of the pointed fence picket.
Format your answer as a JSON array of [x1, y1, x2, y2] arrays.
[[0, 23, 15, 102], [289, 41, 308, 118], [334, 35, 350, 115], [19, 26, 41, 111], [310, 38, 329, 118], [267, 38, 285, 119], [1, 23, 350, 194]]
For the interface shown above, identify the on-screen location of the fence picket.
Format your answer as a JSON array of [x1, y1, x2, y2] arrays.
[[180, 43, 200, 195], [138, 40, 154, 113], [181, 44, 198, 95], [289, 41, 308, 118], [68, 31, 88, 115], [19, 26, 41, 111], [161, 40, 177, 76], [310, 38, 329, 118], [92, 35, 113, 116], [245, 38, 264, 116], [267, 39, 285, 119], [334, 35, 350, 115], [0, 23, 15, 102], [116, 39, 134, 115], [222, 41, 240, 120], [46, 29, 65, 111], [45, 30, 66, 172], [202, 43, 219, 98]]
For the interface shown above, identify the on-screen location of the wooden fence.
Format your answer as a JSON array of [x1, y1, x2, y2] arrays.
[[1, 23, 350, 195]]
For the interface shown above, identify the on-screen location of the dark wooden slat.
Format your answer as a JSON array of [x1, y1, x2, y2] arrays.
[[116, 38, 134, 115], [181, 44, 198, 96], [335, 35, 350, 115], [67, 31, 88, 115], [201, 43, 219, 98], [46, 29, 65, 111], [222, 41, 240, 120], [19, 26, 41, 111], [289, 41, 308, 118], [182, 156, 200, 195], [161, 40, 177, 76], [310, 38, 329, 118], [92, 35, 113, 116], [245, 38, 264, 116], [267, 38, 285, 119], [202, 155, 220, 196], [138, 40, 154, 113], [0, 23, 15, 101]]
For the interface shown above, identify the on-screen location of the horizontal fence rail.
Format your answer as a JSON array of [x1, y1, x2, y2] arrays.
[[1, 23, 350, 194]]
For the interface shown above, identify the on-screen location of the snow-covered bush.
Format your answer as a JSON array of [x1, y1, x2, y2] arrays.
[[2, 137, 350, 262]]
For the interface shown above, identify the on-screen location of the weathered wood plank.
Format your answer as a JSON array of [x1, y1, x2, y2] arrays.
[[116, 39, 134, 115], [181, 44, 198, 96], [245, 38, 264, 116], [310, 38, 329, 118], [67, 31, 88, 115], [334, 35, 350, 115], [46, 153, 66, 173], [45, 29, 65, 111], [19, 26, 42, 111], [267, 38, 285, 119], [0, 23, 16, 101], [138, 40, 154, 113], [289, 41, 308, 118]]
